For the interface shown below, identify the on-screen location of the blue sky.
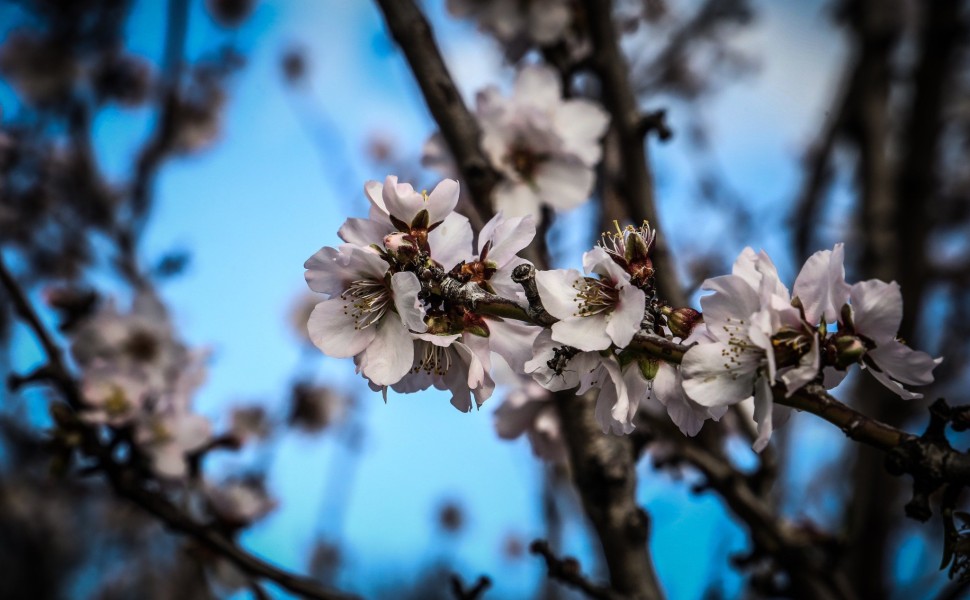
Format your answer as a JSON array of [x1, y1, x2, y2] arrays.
[[1, 1, 868, 597]]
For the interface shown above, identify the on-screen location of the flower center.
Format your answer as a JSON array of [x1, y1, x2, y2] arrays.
[[104, 386, 131, 416], [572, 277, 619, 317], [508, 145, 543, 180], [124, 328, 160, 363], [340, 279, 390, 330], [415, 342, 452, 376]]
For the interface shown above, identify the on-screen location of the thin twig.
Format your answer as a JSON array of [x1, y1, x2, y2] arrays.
[[530, 539, 625, 600]]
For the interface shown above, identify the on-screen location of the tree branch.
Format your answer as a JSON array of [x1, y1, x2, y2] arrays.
[[372, 0, 497, 232], [530, 539, 625, 600]]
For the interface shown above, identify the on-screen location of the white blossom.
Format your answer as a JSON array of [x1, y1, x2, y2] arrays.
[[536, 246, 646, 352], [493, 380, 567, 463]]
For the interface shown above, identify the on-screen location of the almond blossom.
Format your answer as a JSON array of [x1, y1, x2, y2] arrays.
[[388, 332, 495, 412], [525, 330, 637, 434], [304, 243, 426, 386], [681, 248, 818, 450], [446, 0, 574, 52], [424, 65, 609, 219], [493, 380, 567, 463], [536, 246, 646, 352]]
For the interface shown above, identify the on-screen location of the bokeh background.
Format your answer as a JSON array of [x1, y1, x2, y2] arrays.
[[2, 0, 966, 598]]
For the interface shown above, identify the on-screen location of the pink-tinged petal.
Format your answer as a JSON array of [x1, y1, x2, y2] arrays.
[[426, 178, 460, 224], [552, 313, 612, 352], [533, 159, 594, 211], [850, 279, 902, 342], [151, 444, 188, 479], [752, 376, 774, 453], [513, 64, 561, 110], [307, 299, 377, 358], [491, 256, 530, 300], [417, 331, 462, 347], [475, 85, 507, 120], [682, 341, 761, 407], [606, 284, 646, 349], [391, 271, 428, 333], [174, 413, 213, 453], [747, 309, 777, 382], [364, 179, 387, 214], [583, 246, 628, 283], [653, 363, 710, 437], [347, 244, 391, 280], [535, 268, 584, 320], [867, 339, 940, 387], [462, 334, 495, 407], [357, 317, 414, 386], [494, 180, 542, 218], [529, 408, 567, 462], [304, 246, 347, 296], [429, 212, 475, 270], [480, 213, 536, 266], [864, 363, 922, 400], [779, 335, 820, 395], [381, 175, 423, 223], [528, 0, 571, 43], [553, 99, 610, 165], [487, 318, 541, 372], [699, 274, 760, 344], [595, 358, 636, 434], [338, 217, 393, 247], [792, 243, 851, 325], [494, 386, 547, 439]]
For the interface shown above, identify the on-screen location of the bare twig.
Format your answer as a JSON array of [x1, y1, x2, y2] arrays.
[[530, 539, 625, 600], [372, 0, 497, 232], [582, 0, 685, 307], [449, 574, 491, 600]]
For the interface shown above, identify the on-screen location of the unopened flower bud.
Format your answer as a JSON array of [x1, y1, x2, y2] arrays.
[[383, 232, 420, 263], [667, 307, 702, 339], [832, 334, 866, 369]]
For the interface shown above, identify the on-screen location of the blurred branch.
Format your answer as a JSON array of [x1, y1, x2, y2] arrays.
[[530, 539, 626, 600], [373, 0, 497, 232], [449, 574, 491, 600], [0, 255, 81, 408], [636, 413, 855, 600], [581, 0, 685, 307], [0, 255, 358, 600]]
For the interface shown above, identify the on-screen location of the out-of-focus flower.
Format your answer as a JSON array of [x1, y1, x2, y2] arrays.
[[135, 409, 212, 479], [494, 380, 567, 462], [288, 383, 347, 433], [0, 31, 77, 105], [206, 0, 256, 27], [228, 405, 272, 443], [446, 0, 574, 55], [205, 478, 276, 528], [536, 246, 646, 352], [79, 363, 147, 427], [424, 65, 609, 220]]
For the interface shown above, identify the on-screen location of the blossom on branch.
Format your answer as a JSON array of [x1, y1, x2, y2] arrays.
[[424, 65, 609, 220]]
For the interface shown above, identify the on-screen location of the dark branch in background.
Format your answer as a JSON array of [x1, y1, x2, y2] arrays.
[[372, 0, 497, 233], [0, 256, 358, 600], [449, 574, 491, 600], [634, 412, 855, 600], [582, 0, 685, 308], [530, 539, 626, 600]]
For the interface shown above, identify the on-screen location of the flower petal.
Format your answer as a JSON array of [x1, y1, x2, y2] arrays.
[[426, 178, 460, 224], [752, 376, 774, 453], [792, 243, 851, 325], [606, 283, 645, 349], [338, 217, 393, 247], [391, 271, 428, 333], [480, 213, 536, 267], [553, 99, 610, 165], [850, 279, 902, 343], [357, 317, 415, 386], [307, 298, 377, 358], [513, 64, 561, 110], [867, 339, 940, 387], [535, 268, 584, 320], [533, 159, 594, 211], [551, 313, 612, 352], [429, 212, 475, 270], [682, 341, 761, 407]]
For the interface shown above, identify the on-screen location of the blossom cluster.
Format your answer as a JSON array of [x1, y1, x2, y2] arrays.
[[306, 175, 941, 459]]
